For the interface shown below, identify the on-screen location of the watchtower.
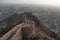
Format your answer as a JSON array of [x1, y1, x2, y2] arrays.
[[22, 14, 35, 40]]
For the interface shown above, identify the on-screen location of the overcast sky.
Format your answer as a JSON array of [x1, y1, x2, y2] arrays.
[[1, 0, 60, 7]]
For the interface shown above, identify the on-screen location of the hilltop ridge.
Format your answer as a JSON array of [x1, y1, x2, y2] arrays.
[[0, 12, 60, 40]]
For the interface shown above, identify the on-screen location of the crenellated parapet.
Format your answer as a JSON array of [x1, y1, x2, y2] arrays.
[[0, 17, 35, 40]]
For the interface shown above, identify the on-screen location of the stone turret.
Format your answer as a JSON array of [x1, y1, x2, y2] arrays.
[[22, 14, 35, 38], [22, 21, 35, 38]]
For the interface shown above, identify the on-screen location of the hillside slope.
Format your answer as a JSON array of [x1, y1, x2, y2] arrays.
[[0, 12, 60, 40]]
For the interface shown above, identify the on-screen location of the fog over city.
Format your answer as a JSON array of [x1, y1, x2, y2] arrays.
[[0, 0, 60, 40], [1, 0, 60, 7]]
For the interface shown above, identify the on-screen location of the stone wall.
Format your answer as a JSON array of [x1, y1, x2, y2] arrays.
[[0, 21, 35, 40], [22, 21, 35, 37], [0, 23, 23, 40]]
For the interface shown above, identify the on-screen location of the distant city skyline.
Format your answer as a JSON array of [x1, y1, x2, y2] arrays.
[[0, 0, 60, 7]]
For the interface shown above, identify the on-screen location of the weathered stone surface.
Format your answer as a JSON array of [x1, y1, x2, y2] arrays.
[[22, 21, 35, 37]]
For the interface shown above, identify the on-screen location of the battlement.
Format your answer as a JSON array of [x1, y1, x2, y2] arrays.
[[0, 20, 35, 40], [22, 21, 35, 37]]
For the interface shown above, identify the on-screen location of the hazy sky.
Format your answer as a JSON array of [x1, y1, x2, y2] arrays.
[[1, 0, 60, 7]]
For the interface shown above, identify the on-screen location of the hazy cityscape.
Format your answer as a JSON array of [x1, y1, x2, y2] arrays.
[[0, 4, 60, 40], [0, 4, 60, 32]]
